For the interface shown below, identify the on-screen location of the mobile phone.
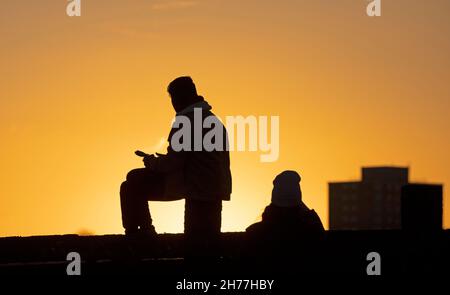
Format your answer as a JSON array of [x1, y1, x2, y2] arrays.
[[135, 150, 150, 157]]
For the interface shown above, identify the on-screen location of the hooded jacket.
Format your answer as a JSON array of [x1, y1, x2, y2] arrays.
[[245, 203, 325, 258], [245, 203, 325, 273], [247, 203, 324, 237], [151, 99, 232, 201]]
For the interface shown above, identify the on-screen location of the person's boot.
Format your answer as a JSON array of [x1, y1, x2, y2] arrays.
[[139, 225, 157, 237], [125, 225, 156, 238], [123, 226, 158, 261], [125, 227, 139, 236]]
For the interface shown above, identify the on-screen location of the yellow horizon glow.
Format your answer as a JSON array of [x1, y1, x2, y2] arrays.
[[0, 0, 449, 236]]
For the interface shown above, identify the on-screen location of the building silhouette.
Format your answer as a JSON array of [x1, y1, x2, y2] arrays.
[[329, 166, 442, 230]]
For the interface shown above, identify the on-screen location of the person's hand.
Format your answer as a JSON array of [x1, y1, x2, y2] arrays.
[[143, 154, 157, 168]]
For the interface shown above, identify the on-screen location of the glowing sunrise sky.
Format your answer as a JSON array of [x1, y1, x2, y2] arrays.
[[0, 0, 449, 236]]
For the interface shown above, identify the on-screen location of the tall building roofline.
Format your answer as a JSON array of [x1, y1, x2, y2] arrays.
[[328, 181, 361, 185], [406, 182, 443, 187], [361, 166, 409, 170]]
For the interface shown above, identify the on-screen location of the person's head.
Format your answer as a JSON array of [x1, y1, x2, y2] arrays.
[[167, 76, 202, 112], [271, 170, 302, 207]]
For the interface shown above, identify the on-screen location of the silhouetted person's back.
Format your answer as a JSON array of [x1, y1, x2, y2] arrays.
[[245, 171, 324, 273]]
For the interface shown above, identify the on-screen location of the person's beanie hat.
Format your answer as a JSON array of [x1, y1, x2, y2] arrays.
[[167, 76, 198, 98], [271, 170, 302, 207]]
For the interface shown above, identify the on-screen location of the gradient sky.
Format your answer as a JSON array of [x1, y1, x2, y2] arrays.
[[0, 0, 449, 236]]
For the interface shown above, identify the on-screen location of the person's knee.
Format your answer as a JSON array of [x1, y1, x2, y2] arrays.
[[126, 169, 142, 182], [120, 181, 129, 197]]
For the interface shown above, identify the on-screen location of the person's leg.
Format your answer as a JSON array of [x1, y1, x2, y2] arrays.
[[120, 168, 165, 234], [184, 198, 222, 259]]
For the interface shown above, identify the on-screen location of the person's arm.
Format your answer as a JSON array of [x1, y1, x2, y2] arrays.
[[144, 125, 187, 173], [144, 115, 193, 172], [144, 147, 185, 173]]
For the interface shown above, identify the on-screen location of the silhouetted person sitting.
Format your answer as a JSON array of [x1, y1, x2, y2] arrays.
[[245, 170, 324, 273], [120, 77, 231, 257]]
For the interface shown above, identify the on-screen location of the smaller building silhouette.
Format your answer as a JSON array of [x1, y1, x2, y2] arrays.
[[401, 184, 443, 231]]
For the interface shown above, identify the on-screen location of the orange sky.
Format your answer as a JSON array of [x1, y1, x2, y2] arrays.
[[0, 0, 449, 236]]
